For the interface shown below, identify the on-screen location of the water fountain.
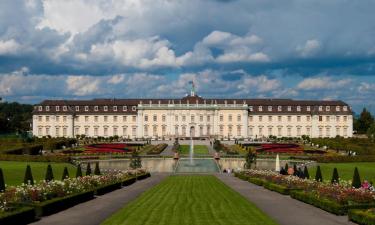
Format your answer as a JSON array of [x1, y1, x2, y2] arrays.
[[189, 137, 194, 165]]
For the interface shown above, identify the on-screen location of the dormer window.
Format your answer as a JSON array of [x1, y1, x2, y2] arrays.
[[75, 106, 79, 111], [63, 106, 67, 111], [336, 106, 340, 111], [94, 106, 99, 111], [123, 106, 127, 111], [249, 106, 253, 111], [38, 106, 43, 111], [343, 106, 348, 111], [104, 106, 108, 111], [132, 106, 136, 111], [258, 106, 263, 111], [56, 106, 60, 111], [113, 106, 117, 111], [287, 106, 291, 111], [297, 106, 301, 112], [278, 106, 282, 111], [307, 106, 311, 111], [319, 106, 323, 111], [268, 106, 272, 111], [46, 106, 50, 111], [85, 106, 89, 111], [326, 106, 330, 111]]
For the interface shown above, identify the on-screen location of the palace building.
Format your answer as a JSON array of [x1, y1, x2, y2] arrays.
[[32, 87, 353, 139]]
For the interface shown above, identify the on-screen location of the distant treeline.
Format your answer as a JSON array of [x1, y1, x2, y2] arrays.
[[0, 102, 33, 134]]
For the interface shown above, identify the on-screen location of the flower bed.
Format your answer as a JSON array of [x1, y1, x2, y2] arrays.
[[0, 206, 35, 225], [83, 143, 136, 154], [349, 209, 375, 225], [257, 143, 303, 154], [145, 144, 168, 155]]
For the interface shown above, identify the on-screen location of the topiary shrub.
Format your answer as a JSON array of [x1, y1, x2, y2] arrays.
[[45, 164, 54, 182], [0, 168, 5, 192], [76, 164, 82, 178], [331, 167, 339, 184], [62, 167, 69, 180], [23, 165, 34, 185], [86, 163, 92, 176], [293, 164, 298, 176], [352, 167, 361, 188], [304, 166, 310, 179], [94, 162, 101, 175], [315, 165, 323, 182]]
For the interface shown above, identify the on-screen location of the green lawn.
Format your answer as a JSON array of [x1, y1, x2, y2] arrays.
[[0, 161, 76, 186], [309, 162, 375, 182], [102, 175, 277, 225], [179, 145, 209, 154]]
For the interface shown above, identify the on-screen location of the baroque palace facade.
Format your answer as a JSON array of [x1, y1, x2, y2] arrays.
[[32, 90, 353, 139]]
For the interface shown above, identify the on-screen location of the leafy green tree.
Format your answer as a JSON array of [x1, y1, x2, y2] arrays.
[[367, 123, 375, 141], [352, 167, 361, 188], [331, 168, 339, 184], [355, 108, 374, 134], [62, 167, 69, 180], [244, 149, 257, 169], [0, 168, 5, 192], [315, 166, 323, 182], [303, 166, 310, 179], [86, 163, 92, 176], [45, 164, 54, 181], [24, 165, 34, 185], [129, 150, 142, 169], [76, 164, 83, 178], [94, 162, 101, 175]]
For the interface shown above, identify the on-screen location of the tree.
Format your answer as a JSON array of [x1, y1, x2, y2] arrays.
[[62, 167, 69, 180], [0, 168, 5, 192], [367, 123, 375, 141], [303, 166, 310, 179], [355, 108, 374, 134], [352, 167, 361, 188], [45, 164, 54, 182], [86, 163, 92, 176], [94, 162, 101, 175], [76, 164, 83, 178], [315, 166, 323, 182], [293, 164, 299, 176], [331, 168, 339, 184], [129, 150, 142, 169], [244, 149, 257, 169], [24, 165, 34, 185], [284, 163, 289, 172]]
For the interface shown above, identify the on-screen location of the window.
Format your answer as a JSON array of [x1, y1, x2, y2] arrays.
[[278, 106, 282, 111], [306, 116, 311, 122], [45, 116, 49, 122], [228, 125, 232, 136], [249, 127, 253, 136], [104, 116, 108, 122], [94, 116, 98, 122], [343, 116, 347, 122], [123, 106, 127, 111], [63, 106, 67, 111], [297, 106, 301, 112], [237, 114, 241, 122], [200, 115, 203, 122], [85, 127, 89, 136], [38, 106, 42, 111], [123, 126, 127, 136], [307, 106, 311, 111], [175, 126, 179, 135], [268, 116, 272, 122], [344, 127, 348, 136], [113, 106, 117, 111], [237, 125, 241, 136], [85, 116, 89, 122], [38, 116, 42, 122], [63, 127, 67, 137], [74, 116, 79, 122], [132, 106, 136, 111], [132, 116, 136, 122], [297, 116, 301, 122], [63, 116, 67, 122], [287, 106, 291, 111], [336, 106, 340, 111], [191, 115, 195, 122], [38, 127, 42, 136], [104, 106, 108, 111], [113, 127, 118, 136], [326, 106, 330, 111], [306, 127, 311, 134], [268, 106, 272, 111], [258, 106, 263, 111], [319, 106, 323, 111], [104, 127, 108, 136], [182, 115, 186, 122], [207, 115, 210, 122], [249, 106, 253, 111], [278, 116, 282, 122], [326, 116, 330, 122], [132, 126, 137, 136], [46, 106, 50, 111], [228, 114, 232, 122], [268, 127, 272, 136], [114, 116, 117, 122], [85, 106, 89, 111], [343, 106, 348, 111], [297, 127, 301, 136], [207, 125, 211, 135], [94, 106, 99, 111], [259, 116, 262, 122], [56, 127, 60, 136], [123, 116, 127, 122], [175, 115, 178, 122], [319, 116, 322, 122], [220, 126, 224, 135], [94, 127, 98, 136], [259, 127, 263, 136], [278, 127, 282, 136], [326, 127, 330, 136], [144, 115, 148, 122], [75, 106, 79, 111], [153, 115, 157, 122], [336, 116, 340, 122], [249, 116, 253, 122], [74, 127, 79, 135], [162, 115, 166, 122], [287, 127, 291, 136], [55, 116, 59, 122], [287, 116, 291, 122], [56, 106, 60, 111], [182, 126, 187, 136], [219, 115, 223, 122], [336, 127, 340, 136]]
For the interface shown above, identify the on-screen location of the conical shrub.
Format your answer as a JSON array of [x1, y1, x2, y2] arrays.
[[331, 168, 339, 184], [24, 165, 34, 185], [304, 166, 310, 179], [293, 164, 298, 176], [45, 164, 54, 182], [352, 167, 361, 188], [76, 164, 82, 178], [62, 167, 69, 180], [94, 162, 101, 175], [284, 163, 289, 171], [298, 168, 304, 179], [0, 168, 5, 192], [86, 163, 92, 176], [315, 166, 323, 182]]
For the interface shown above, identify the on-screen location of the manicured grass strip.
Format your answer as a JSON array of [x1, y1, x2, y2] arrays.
[[179, 145, 209, 155], [102, 175, 278, 225], [0, 161, 76, 186], [309, 162, 375, 182]]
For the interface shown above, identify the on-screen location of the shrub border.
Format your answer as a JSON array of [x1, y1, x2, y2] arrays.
[[94, 182, 122, 196], [0, 206, 36, 225], [349, 209, 375, 225]]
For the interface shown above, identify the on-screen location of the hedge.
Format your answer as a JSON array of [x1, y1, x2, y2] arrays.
[[94, 182, 122, 196], [137, 172, 151, 180], [290, 191, 375, 215], [349, 209, 375, 225], [122, 177, 137, 186], [145, 144, 168, 155], [248, 177, 265, 186], [0, 154, 71, 162], [0, 206, 36, 225], [22, 190, 95, 217], [3, 144, 43, 155], [263, 182, 295, 195]]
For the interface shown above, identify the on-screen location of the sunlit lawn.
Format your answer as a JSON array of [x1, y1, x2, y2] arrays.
[[179, 145, 209, 154]]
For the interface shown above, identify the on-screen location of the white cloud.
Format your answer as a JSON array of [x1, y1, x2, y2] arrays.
[[0, 39, 21, 55], [297, 77, 351, 90], [296, 39, 321, 57]]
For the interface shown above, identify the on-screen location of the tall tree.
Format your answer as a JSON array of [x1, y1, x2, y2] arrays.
[[355, 108, 374, 134], [367, 123, 375, 141]]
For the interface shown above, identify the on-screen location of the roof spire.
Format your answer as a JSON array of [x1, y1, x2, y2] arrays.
[[189, 80, 196, 96]]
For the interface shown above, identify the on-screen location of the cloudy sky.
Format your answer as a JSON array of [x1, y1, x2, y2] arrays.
[[1, 0, 375, 114]]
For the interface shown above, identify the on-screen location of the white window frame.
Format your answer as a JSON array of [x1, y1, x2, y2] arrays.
[[326, 106, 330, 111], [132, 106, 136, 111], [113, 106, 118, 111], [94, 106, 99, 111], [104, 106, 108, 111], [258, 106, 263, 111], [287, 106, 291, 111], [123, 106, 128, 111], [297, 106, 301, 112], [268, 106, 272, 111], [278, 106, 282, 111], [85, 106, 89, 111], [307, 106, 311, 111], [46, 106, 50, 111], [56, 106, 60, 111], [63, 106, 67, 111], [75, 106, 79, 111]]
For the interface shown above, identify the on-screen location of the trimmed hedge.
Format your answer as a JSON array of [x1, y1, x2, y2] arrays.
[[0, 206, 36, 225], [349, 209, 375, 225], [0, 154, 71, 162], [3, 144, 43, 155], [23, 190, 95, 217], [290, 191, 375, 215], [248, 177, 265, 186], [137, 172, 151, 180], [94, 182, 122, 196], [263, 182, 293, 195], [122, 177, 136, 186]]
